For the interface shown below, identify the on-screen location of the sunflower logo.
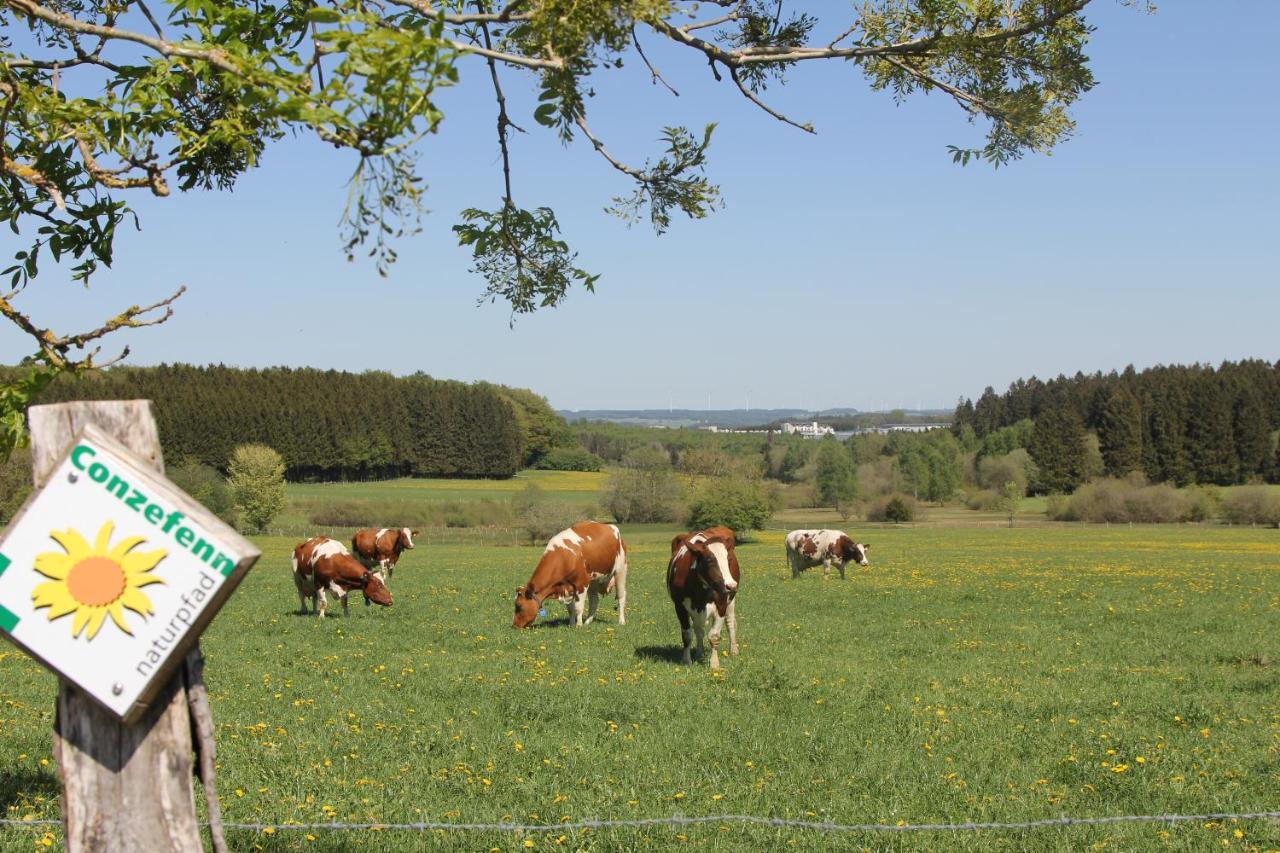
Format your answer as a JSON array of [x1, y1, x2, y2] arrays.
[[31, 521, 167, 640]]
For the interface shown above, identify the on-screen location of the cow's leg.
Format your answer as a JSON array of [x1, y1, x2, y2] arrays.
[[584, 584, 600, 626], [727, 597, 739, 656], [822, 557, 832, 580], [294, 576, 310, 615], [787, 549, 800, 579], [837, 560, 846, 580], [316, 587, 327, 619], [674, 602, 693, 665], [707, 607, 726, 671], [329, 583, 349, 618], [613, 559, 628, 626], [691, 607, 707, 663], [569, 590, 587, 627]]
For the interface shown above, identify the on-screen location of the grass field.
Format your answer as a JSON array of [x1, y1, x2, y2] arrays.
[[2, 526, 1279, 851]]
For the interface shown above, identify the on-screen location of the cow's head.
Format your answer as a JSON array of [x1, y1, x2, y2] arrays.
[[838, 536, 870, 567], [512, 585, 540, 629], [398, 528, 418, 550], [689, 538, 738, 615], [362, 571, 393, 607]]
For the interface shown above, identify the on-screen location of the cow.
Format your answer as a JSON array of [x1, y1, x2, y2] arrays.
[[513, 521, 628, 629], [667, 528, 740, 670], [351, 527, 418, 581], [292, 536, 393, 618], [784, 529, 870, 580]]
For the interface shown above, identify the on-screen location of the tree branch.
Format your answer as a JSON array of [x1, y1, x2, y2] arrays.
[[0, 285, 186, 370], [729, 67, 813, 133], [632, 26, 679, 97]]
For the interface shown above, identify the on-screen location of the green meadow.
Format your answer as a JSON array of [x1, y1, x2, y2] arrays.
[[2, 526, 1278, 851]]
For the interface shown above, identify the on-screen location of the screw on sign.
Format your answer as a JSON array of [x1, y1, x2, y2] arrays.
[[0, 423, 259, 721]]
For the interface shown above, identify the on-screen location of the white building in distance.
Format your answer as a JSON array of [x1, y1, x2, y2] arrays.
[[781, 421, 836, 438]]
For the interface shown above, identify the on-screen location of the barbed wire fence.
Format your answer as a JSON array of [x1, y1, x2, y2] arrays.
[[5, 808, 1280, 836]]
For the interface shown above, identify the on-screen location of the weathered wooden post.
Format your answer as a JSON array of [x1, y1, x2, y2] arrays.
[[0, 401, 260, 852]]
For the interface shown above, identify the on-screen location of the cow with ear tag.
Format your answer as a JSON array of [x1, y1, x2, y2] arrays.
[[513, 521, 628, 629], [667, 530, 740, 670]]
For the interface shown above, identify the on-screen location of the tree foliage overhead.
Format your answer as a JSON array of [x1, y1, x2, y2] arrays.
[[1, 1, 1127, 389]]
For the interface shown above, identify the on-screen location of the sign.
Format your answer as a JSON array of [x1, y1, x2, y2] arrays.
[[0, 423, 259, 722]]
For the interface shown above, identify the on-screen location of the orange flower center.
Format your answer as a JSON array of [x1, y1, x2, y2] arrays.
[[66, 556, 127, 607]]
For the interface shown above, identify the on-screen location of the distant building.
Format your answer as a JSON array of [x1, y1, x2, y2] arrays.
[[854, 423, 951, 436], [781, 421, 836, 438]]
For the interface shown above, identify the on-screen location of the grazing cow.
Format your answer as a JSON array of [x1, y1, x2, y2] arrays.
[[784, 529, 870, 580], [667, 528, 740, 670], [513, 521, 628, 629], [293, 536, 393, 618], [352, 527, 418, 580]]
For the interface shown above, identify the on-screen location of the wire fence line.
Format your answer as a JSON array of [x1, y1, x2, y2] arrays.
[[4, 809, 1280, 835]]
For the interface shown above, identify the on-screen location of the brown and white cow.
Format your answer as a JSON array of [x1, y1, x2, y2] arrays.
[[668, 528, 740, 670], [513, 521, 628, 629], [784, 529, 870, 580], [352, 527, 418, 580], [293, 536, 393, 618]]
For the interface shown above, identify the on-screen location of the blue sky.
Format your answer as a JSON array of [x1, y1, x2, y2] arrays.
[[2, 2, 1277, 412]]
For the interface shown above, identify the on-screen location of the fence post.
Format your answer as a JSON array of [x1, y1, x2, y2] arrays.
[[27, 400, 223, 853]]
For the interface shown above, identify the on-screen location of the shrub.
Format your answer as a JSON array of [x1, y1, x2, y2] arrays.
[[531, 447, 603, 472], [601, 448, 684, 523], [1222, 487, 1280, 527], [976, 449, 1036, 494], [227, 444, 287, 533], [0, 446, 32, 523], [168, 457, 234, 524], [687, 477, 772, 538], [306, 498, 516, 529], [966, 489, 1001, 511], [1047, 478, 1196, 524], [867, 494, 916, 523], [512, 484, 586, 543]]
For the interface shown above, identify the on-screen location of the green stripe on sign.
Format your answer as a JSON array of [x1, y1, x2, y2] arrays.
[[0, 603, 18, 634], [0, 553, 9, 578]]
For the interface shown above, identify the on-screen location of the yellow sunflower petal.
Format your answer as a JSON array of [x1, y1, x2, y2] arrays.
[[33, 552, 71, 581], [109, 536, 148, 560], [107, 603, 133, 635], [32, 582, 78, 619], [121, 549, 168, 576], [93, 521, 115, 555], [70, 607, 92, 638], [49, 528, 91, 560], [83, 608, 108, 640], [120, 587, 155, 617], [130, 575, 165, 589]]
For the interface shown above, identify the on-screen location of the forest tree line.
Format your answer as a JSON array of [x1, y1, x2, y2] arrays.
[[951, 360, 1280, 489], [1, 365, 573, 480]]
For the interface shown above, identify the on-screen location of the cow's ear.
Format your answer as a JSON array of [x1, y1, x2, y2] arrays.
[[863, 543, 871, 551], [515, 585, 525, 596]]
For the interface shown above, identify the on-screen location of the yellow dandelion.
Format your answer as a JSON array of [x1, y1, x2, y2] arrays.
[[31, 521, 165, 640]]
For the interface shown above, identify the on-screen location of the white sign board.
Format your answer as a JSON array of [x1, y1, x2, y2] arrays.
[[0, 424, 259, 722]]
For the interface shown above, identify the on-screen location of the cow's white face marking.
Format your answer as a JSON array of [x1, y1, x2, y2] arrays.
[[705, 542, 735, 588], [853, 543, 869, 565], [545, 528, 585, 553], [311, 538, 348, 564], [402, 527, 415, 548]]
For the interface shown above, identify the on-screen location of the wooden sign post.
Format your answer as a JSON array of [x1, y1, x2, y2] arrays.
[[0, 401, 261, 852]]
